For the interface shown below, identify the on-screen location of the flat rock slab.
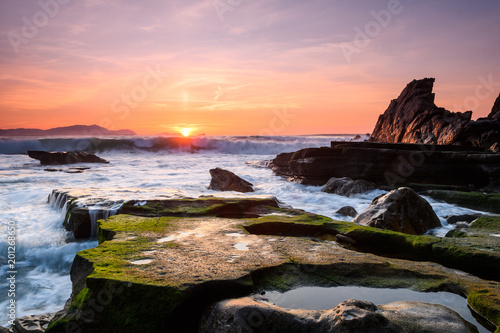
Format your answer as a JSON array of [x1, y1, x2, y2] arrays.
[[46, 198, 500, 333], [28, 150, 109, 165]]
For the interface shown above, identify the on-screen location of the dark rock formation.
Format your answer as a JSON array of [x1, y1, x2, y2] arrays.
[[322, 177, 374, 196], [271, 141, 500, 189], [352, 187, 441, 235], [335, 206, 358, 217], [208, 167, 254, 193], [369, 78, 500, 149], [489, 92, 500, 120], [200, 296, 477, 333], [445, 213, 482, 225], [28, 150, 109, 165]]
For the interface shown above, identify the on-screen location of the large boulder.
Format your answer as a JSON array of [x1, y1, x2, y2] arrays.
[[208, 168, 254, 193], [352, 187, 441, 235], [27, 150, 109, 165], [322, 177, 374, 196], [200, 296, 477, 333]]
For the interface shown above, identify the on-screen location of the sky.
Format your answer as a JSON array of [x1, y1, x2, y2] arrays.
[[0, 0, 499, 136]]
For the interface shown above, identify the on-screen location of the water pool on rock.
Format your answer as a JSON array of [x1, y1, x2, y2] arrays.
[[264, 286, 495, 333]]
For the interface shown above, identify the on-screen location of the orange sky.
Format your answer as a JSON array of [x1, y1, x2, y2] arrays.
[[1, 1, 499, 135]]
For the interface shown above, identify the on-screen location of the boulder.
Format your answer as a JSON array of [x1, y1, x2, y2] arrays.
[[445, 213, 482, 225], [335, 206, 358, 217], [200, 296, 477, 333], [322, 177, 374, 196], [208, 168, 254, 193], [352, 187, 441, 235], [27, 150, 109, 165]]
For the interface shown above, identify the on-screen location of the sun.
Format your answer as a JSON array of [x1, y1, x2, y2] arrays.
[[179, 127, 192, 137]]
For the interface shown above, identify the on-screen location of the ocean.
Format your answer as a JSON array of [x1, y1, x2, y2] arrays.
[[0, 135, 482, 326]]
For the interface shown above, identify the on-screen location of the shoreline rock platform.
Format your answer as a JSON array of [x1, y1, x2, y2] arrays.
[[271, 141, 500, 190], [29, 195, 499, 333]]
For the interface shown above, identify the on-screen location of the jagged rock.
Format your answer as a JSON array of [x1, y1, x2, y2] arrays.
[[370, 78, 471, 145], [208, 168, 254, 193], [200, 296, 477, 333], [27, 150, 109, 165], [445, 213, 482, 225], [335, 206, 358, 217], [488, 92, 500, 120], [322, 177, 374, 196], [370, 78, 500, 148], [353, 187, 441, 235], [12, 313, 55, 333]]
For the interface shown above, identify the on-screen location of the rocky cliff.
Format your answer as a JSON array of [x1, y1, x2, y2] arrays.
[[370, 78, 500, 150]]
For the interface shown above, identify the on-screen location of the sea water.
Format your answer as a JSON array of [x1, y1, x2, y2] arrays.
[[0, 135, 484, 326]]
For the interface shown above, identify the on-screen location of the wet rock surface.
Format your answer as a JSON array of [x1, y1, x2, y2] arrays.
[[335, 206, 358, 217], [271, 141, 500, 189], [322, 177, 374, 196], [43, 196, 500, 333], [28, 150, 109, 165], [208, 167, 254, 193], [200, 296, 478, 333], [352, 187, 441, 235]]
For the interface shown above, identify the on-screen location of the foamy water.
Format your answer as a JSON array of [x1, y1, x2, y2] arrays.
[[0, 135, 484, 326]]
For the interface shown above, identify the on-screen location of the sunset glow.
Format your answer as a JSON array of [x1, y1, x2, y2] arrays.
[[0, 1, 499, 135], [179, 128, 192, 137]]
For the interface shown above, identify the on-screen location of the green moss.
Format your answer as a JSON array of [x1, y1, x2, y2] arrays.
[[467, 287, 500, 328], [425, 190, 500, 214], [472, 216, 500, 231], [119, 197, 280, 218], [70, 287, 91, 310]]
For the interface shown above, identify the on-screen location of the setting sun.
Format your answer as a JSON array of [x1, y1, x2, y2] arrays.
[[179, 128, 192, 137]]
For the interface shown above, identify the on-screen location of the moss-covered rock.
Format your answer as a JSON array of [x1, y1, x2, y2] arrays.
[[47, 198, 500, 333], [424, 190, 500, 214]]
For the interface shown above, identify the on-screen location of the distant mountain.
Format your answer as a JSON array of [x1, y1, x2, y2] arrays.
[[0, 125, 137, 137]]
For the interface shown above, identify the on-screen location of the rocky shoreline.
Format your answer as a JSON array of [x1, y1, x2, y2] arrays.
[[2, 190, 495, 333], [4, 78, 500, 333]]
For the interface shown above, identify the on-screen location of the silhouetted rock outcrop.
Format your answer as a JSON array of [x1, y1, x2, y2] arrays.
[[352, 187, 441, 235], [370, 78, 500, 149], [27, 150, 109, 165], [208, 168, 254, 193]]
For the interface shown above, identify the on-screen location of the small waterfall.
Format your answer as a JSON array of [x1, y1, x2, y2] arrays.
[[48, 190, 71, 210]]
